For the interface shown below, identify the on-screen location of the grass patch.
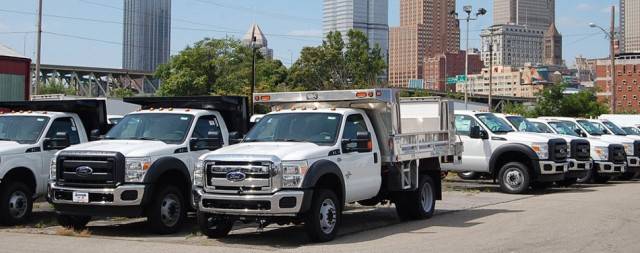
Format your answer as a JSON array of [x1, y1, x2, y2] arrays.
[[55, 228, 91, 237]]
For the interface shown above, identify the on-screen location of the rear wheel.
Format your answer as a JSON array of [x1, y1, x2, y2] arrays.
[[593, 174, 611, 184], [304, 189, 340, 242], [146, 186, 186, 234], [0, 182, 33, 225], [617, 172, 637, 180], [498, 162, 531, 194], [197, 211, 234, 238], [457, 171, 480, 180], [56, 215, 91, 230], [395, 176, 436, 220]]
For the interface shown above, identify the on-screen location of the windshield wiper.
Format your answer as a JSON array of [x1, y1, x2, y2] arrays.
[[273, 138, 310, 143], [133, 137, 162, 141], [0, 138, 13, 141], [493, 130, 514, 133]]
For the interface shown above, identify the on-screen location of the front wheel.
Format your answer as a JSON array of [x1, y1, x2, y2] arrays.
[[0, 182, 33, 225], [457, 171, 480, 180], [577, 168, 595, 183], [56, 215, 91, 230], [395, 176, 436, 220], [498, 162, 531, 194], [304, 189, 340, 242], [146, 186, 186, 234], [197, 211, 234, 238], [556, 178, 578, 187], [593, 174, 611, 184]]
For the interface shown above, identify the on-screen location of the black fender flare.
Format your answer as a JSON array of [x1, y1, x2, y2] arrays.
[[142, 157, 191, 205], [489, 144, 539, 175], [301, 159, 346, 208]]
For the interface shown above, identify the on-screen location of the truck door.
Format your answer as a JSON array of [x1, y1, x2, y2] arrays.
[[42, 117, 81, 191], [339, 113, 381, 202], [454, 115, 491, 172], [184, 115, 225, 173]]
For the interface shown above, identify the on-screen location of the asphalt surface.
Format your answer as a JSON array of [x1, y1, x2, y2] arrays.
[[1, 179, 639, 253]]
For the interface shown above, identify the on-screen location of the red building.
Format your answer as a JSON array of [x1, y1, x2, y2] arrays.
[[596, 54, 640, 112], [0, 44, 31, 101], [423, 50, 483, 91]]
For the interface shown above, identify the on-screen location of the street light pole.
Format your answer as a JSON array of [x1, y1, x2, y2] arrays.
[[453, 6, 487, 110], [589, 5, 617, 113], [34, 0, 43, 98], [250, 26, 257, 116]]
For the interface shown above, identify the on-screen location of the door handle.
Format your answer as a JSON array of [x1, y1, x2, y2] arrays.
[[373, 152, 378, 164]]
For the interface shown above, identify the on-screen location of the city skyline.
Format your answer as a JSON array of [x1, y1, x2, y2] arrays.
[[122, 0, 171, 72], [0, 0, 621, 69]]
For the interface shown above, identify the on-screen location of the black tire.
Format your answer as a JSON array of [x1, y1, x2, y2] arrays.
[[304, 189, 340, 242], [56, 214, 91, 230], [146, 185, 186, 234], [197, 211, 234, 238], [577, 168, 595, 184], [498, 162, 531, 194], [556, 178, 578, 187], [0, 181, 33, 225], [457, 171, 480, 180], [617, 172, 636, 180], [530, 182, 553, 190], [593, 174, 611, 184], [395, 176, 436, 221]]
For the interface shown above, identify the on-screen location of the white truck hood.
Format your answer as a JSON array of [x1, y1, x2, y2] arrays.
[[0, 141, 31, 156], [586, 137, 615, 147], [204, 142, 336, 161], [501, 132, 557, 143], [595, 135, 635, 145], [62, 140, 181, 157]]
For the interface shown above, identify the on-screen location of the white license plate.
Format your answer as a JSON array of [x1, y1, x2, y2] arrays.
[[72, 192, 89, 203]]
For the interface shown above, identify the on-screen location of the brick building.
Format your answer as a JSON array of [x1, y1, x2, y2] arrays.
[[423, 51, 483, 91], [596, 54, 640, 112]]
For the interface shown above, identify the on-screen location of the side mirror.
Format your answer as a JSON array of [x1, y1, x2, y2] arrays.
[[43, 132, 70, 150], [574, 128, 586, 137], [342, 131, 372, 153], [229, 131, 243, 145], [602, 129, 611, 135], [190, 131, 223, 151], [469, 126, 489, 139], [89, 129, 102, 141]]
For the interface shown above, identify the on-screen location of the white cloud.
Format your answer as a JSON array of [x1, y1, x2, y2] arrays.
[[287, 29, 323, 38], [576, 3, 594, 11]]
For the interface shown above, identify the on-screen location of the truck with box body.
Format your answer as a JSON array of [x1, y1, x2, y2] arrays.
[[47, 96, 249, 234], [0, 100, 107, 225], [192, 89, 462, 242]]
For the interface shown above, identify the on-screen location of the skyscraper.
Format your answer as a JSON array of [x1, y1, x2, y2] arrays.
[[123, 0, 171, 72], [242, 24, 273, 60], [543, 23, 562, 66], [493, 0, 555, 29], [621, 0, 640, 53], [323, 0, 389, 57], [389, 0, 459, 87]]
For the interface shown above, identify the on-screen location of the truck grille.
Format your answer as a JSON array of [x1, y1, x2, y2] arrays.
[[609, 144, 626, 164], [548, 139, 568, 162], [570, 139, 590, 161], [56, 152, 125, 188], [205, 161, 274, 194]]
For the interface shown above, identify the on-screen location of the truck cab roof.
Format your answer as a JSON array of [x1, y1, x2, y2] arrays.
[[128, 108, 218, 117], [1, 111, 71, 118]]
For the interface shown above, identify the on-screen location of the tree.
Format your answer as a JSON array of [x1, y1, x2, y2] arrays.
[[156, 37, 286, 96], [503, 84, 609, 118], [37, 80, 76, 95], [110, 87, 135, 98]]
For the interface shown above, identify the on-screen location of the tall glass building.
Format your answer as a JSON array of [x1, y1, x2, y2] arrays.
[[123, 0, 171, 72], [323, 0, 389, 60]]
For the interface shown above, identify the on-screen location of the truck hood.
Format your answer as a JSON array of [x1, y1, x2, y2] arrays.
[[586, 137, 614, 147], [595, 135, 635, 144], [205, 142, 336, 161], [0, 141, 31, 156], [533, 133, 581, 142], [62, 140, 181, 157], [501, 132, 556, 143]]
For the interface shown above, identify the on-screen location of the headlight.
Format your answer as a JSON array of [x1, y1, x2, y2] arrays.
[[531, 143, 549, 160], [125, 158, 151, 183], [623, 143, 634, 156], [281, 161, 309, 188], [594, 146, 609, 161], [193, 159, 205, 187], [49, 158, 57, 180]]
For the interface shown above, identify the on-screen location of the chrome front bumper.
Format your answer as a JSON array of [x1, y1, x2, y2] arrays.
[[48, 182, 146, 206], [593, 161, 626, 174], [567, 158, 592, 172], [196, 188, 305, 216], [539, 160, 568, 175]]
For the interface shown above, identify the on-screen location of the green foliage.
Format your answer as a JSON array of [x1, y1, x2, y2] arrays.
[[110, 87, 135, 98], [37, 80, 76, 95], [398, 89, 430, 98], [502, 102, 534, 117], [504, 84, 609, 118], [287, 30, 386, 90], [155, 37, 286, 96]]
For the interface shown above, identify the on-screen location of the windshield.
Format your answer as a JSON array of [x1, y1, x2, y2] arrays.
[[531, 122, 555, 134], [506, 116, 540, 133], [105, 113, 194, 144], [244, 113, 342, 146], [476, 113, 515, 134], [548, 121, 580, 137], [623, 127, 640, 136], [0, 116, 50, 144], [576, 120, 605, 135], [601, 121, 628, 135]]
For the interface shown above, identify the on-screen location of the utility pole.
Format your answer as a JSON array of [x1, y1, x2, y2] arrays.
[[488, 43, 494, 112], [453, 6, 487, 109], [250, 26, 257, 116], [610, 5, 616, 113], [33, 0, 43, 99]]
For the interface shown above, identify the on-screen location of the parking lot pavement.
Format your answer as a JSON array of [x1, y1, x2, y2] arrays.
[[1, 180, 639, 253]]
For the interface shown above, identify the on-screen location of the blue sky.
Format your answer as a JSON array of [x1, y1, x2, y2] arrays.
[[0, 0, 619, 69]]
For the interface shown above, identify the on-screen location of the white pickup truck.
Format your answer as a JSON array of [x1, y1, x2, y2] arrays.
[[0, 100, 107, 225], [587, 119, 640, 179], [495, 114, 591, 187], [47, 96, 250, 234], [539, 117, 631, 183], [442, 111, 569, 194], [192, 89, 462, 242]]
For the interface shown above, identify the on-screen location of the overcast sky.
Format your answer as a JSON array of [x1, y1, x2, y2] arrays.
[[0, 0, 619, 69]]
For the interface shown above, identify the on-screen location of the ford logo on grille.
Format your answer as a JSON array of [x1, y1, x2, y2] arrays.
[[226, 171, 246, 182], [75, 166, 93, 177]]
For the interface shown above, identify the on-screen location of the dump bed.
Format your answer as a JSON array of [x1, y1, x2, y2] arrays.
[[254, 89, 462, 163]]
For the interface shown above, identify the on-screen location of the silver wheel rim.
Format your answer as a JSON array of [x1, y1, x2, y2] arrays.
[[8, 190, 28, 219], [504, 168, 524, 191], [420, 182, 434, 213], [160, 194, 181, 227], [461, 172, 474, 177], [319, 198, 337, 234]]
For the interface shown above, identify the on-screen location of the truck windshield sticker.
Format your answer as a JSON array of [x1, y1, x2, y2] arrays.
[[328, 116, 337, 120], [180, 117, 189, 121], [37, 118, 45, 122]]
